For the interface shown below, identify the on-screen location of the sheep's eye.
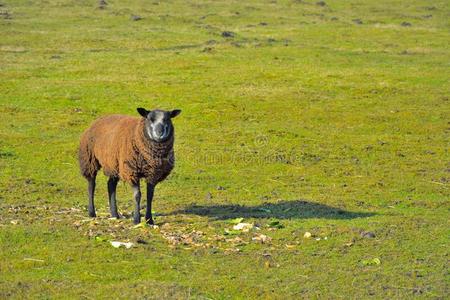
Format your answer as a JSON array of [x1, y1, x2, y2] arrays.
[[149, 116, 155, 122]]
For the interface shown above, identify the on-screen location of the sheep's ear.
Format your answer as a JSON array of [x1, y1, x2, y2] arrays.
[[137, 107, 150, 118], [170, 109, 181, 118]]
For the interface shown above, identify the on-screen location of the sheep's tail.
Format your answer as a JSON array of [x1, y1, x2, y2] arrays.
[[78, 135, 100, 179]]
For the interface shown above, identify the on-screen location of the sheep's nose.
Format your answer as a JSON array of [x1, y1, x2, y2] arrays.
[[154, 124, 164, 137]]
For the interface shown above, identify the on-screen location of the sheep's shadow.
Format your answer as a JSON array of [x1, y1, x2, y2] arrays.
[[169, 200, 375, 220]]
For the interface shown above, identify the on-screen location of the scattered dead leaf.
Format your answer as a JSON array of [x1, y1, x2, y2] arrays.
[[252, 233, 271, 244]]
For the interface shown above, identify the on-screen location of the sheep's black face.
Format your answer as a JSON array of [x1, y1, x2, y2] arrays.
[[137, 108, 181, 143]]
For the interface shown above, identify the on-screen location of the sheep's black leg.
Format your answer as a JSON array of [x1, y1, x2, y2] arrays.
[[145, 183, 155, 225], [107, 176, 120, 218], [87, 176, 96, 217], [132, 182, 141, 224]]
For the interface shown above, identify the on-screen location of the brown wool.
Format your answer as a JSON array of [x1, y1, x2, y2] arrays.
[[78, 115, 175, 185]]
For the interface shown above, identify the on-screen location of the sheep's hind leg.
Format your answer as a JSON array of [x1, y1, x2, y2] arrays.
[[107, 176, 120, 218], [87, 176, 96, 217], [145, 183, 155, 225], [132, 182, 141, 224]]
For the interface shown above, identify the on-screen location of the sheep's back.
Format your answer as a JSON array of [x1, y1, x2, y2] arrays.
[[81, 115, 139, 178]]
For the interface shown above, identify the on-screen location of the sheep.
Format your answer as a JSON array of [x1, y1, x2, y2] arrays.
[[78, 107, 181, 224]]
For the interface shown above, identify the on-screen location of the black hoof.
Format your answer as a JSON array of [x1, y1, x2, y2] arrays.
[[88, 212, 96, 217], [145, 218, 154, 225]]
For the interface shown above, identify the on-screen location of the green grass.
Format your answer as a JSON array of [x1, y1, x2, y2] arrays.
[[0, 0, 449, 298]]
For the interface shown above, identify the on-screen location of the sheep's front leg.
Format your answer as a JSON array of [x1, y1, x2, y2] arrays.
[[87, 176, 96, 217], [145, 183, 155, 225], [108, 176, 120, 218], [132, 182, 141, 224]]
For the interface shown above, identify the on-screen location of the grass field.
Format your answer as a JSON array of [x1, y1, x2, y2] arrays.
[[1, 0, 449, 298]]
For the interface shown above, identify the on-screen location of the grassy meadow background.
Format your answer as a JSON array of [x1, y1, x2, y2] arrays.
[[0, 0, 449, 298]]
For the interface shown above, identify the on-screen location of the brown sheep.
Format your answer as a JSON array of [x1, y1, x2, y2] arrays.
[[78, 108, 181, 224]]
